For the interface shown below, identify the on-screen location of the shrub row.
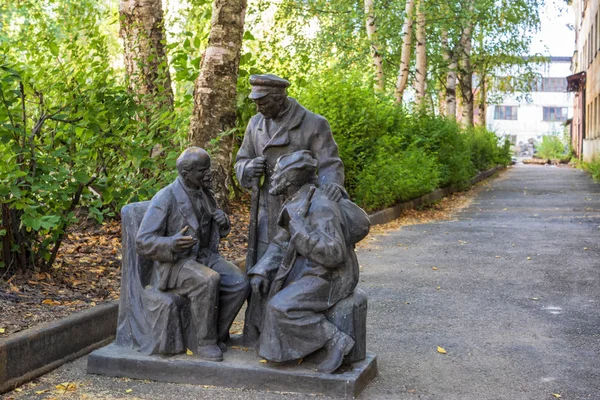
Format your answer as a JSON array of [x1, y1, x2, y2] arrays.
[[292, 69, 511, 212]]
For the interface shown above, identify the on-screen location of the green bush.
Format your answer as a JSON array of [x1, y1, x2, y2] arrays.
[[354, 145, 440, 212], [582, 158, 600, 182], [405, 112, 474, 189], [535, 135, 566, 160], [290, 68, 507, 210], [465, 127, 508, 171], [0, 1, 182, 272]]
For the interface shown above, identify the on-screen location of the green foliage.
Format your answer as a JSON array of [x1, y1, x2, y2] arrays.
[[583, 158, 600, 183], [0, 0, 182, 272], [289, 68, 507, 211], [464, 127, 511, 171], [354, 145, 441, 212], [535, 135, 567, 160]]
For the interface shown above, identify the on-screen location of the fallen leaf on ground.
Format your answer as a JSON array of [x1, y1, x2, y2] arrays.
[[259, 359, 268, 363], [186, 349, 193, 356], [125, 389, 133, 393], [584, 247, 588, 250], [0, 328, 5, 333], [55, 382, 77, 393], [432, 267, 438, 270], [532, 298, 539, 300], [527, 257, 531, 260], [437, 346, 447, 354], [552, 394, 561, 398]]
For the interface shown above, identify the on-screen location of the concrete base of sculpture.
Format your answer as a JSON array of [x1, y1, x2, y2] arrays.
[[87, 342, 377, 398]]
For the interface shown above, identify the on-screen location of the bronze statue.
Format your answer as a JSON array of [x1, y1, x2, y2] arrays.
[[116, 147, 249, 361], [235, 74, 346, 342], [247, 150, 370, 373]]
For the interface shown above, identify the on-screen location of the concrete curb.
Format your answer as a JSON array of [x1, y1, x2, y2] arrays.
[[0, 302, 118, 394], [0, 167, 503, 393], [368, 165, 504, 226]]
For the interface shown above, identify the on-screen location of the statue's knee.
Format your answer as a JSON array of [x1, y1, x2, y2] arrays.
[[206, 269, 221, 288], [267, 296, 291, 318]]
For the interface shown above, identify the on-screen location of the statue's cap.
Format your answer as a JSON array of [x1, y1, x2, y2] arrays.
[[249, 74, 290, 99], [275, 150, 317, 174]]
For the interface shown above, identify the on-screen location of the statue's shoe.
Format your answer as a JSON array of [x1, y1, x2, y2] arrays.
[[198, 344, 223, 362], [218, 342, 227, 353], [316, 331, 355, 374]]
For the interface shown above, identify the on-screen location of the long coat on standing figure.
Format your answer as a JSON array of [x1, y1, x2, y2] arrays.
[[235, 74, 346, 342]]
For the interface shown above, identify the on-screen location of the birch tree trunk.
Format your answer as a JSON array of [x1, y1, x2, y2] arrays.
[[394, 0, 415, 104], [188, 0, 247, 212], [478, 74, 487, 126], [458, 3, 474, 127], [364, 0, 385, 91], [441, 29, 458, 119], [414, 0, 426, 106], [120, 0, 173, 110]]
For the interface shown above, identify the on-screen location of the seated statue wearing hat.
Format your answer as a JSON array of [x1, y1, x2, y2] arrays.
[[247, 150, 370, 374], [125, 147, 250, 361], [235, 74, 347, 342]]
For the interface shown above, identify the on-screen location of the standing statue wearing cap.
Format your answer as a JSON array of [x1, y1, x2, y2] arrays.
[[248, 150, 370, 373], [235, 74, 346, 341]]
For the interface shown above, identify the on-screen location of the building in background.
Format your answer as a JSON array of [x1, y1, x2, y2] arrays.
[[568, 0, 600, 162], [485, 57, 573, 155]]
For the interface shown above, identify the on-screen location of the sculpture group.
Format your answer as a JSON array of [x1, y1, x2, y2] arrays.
[[113, 74, 371, 376]]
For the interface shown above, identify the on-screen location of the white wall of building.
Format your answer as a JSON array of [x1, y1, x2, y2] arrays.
[[486, 59, 573, 145]]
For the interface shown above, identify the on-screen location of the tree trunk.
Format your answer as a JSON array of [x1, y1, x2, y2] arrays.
[[414, 0, 426, 106], [364, 0, 385, 91], [458, 3, 474, 127], [188, 0, 247, 212], [120, 0, 173, 109], [441, 29, 458, 119], [478, 74, 487, 127], [394, 0, 415, 104]]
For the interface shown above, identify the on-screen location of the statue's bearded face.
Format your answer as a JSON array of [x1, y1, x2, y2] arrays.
[[253, 95, 282, 119], [184, 161, 212, 190]]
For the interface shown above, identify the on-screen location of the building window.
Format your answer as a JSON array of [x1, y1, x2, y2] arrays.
[[494, 105, 518, 120], [532, 77, 568, 92], [543, 107, 568, 121]]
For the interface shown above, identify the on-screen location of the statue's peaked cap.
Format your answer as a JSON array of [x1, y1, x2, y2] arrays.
[[249, 74, 290, 88], [275, 150, 318, 174], [248, 74, 290, 99]]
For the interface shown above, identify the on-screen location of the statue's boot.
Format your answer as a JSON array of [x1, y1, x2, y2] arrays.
[[316, 330, 355, 374], [198, 344, 223, 362], [217, 342, 227, 352]]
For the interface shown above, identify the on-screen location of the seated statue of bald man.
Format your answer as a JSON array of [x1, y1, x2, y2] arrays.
[[134, 147, 250, 361]]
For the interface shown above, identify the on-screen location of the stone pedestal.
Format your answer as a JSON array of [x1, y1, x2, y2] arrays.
[[87, 343, 377, 398]]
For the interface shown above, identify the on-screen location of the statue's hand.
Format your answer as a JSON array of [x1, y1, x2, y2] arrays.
[[250, 275, 270, 297], [213, 209, 229, 229], [246, 157, 266, 178], [321, 183, 343, 202], [171, 226, 198, 253]]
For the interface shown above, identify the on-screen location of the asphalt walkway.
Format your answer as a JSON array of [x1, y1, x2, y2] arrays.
[[7, 164, 600, 400]]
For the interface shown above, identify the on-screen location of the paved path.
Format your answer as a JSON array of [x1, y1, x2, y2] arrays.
[[358, 165, 600, 400], [7, 165, 600, 400]]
